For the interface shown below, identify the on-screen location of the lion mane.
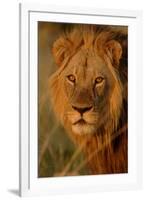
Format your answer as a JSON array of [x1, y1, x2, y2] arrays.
[[49, 25, 128, 174]]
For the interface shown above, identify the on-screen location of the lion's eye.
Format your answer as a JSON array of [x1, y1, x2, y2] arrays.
[[95, 76, 104, 84], [67, 74, 76, 83]]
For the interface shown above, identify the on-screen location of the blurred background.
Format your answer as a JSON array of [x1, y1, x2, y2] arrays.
[[38, 22, 89, 177]]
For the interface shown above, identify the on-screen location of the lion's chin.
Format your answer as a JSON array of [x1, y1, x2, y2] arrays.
[[71, 123, 97, 135]]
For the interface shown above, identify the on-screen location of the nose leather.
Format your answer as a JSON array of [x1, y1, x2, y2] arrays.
[[72, 106, 92, 115]]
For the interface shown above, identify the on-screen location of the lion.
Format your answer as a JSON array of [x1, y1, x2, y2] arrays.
[[49, 25, 128, 174]]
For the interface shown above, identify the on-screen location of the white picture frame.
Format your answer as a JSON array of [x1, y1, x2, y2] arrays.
[[19, 3, 143, 197]]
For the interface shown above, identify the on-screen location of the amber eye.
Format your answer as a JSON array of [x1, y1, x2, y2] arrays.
[[95, 76, 104, 84], [67, 74, 76, 83]]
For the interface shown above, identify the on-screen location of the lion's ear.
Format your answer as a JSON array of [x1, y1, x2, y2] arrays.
[[52, 37, 72, 66], [105, 40, 122, 67]]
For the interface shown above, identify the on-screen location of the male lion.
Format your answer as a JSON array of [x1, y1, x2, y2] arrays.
[[49, 25, 128, 174]]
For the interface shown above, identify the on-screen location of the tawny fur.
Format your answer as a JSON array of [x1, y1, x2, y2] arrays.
[[49, 25, 128, 174]]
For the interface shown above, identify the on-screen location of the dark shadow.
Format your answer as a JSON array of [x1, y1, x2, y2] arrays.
[[8, 189, 19, 196]]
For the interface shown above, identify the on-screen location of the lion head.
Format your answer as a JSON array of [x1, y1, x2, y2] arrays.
[[49, 25, 124, 138]]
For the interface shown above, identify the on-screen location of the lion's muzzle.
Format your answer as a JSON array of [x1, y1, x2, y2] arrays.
[[66, 106, 98, 135]]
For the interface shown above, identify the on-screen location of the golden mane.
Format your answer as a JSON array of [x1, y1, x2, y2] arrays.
[[49, 25, 128, 174]]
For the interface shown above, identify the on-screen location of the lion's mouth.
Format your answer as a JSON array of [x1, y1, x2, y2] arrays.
[[71, 118, 97, 135], [73, 118, 87, 125]]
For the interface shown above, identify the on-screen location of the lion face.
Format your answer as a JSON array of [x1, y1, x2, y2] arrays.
[[50, 26, 123, 136]]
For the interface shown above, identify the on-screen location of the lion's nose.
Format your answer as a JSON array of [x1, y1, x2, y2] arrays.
[[72, 105, 92, 115]]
